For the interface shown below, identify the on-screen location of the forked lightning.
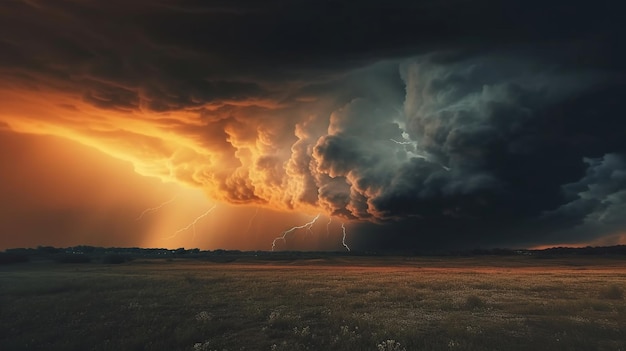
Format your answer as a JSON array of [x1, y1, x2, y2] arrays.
[[271, 214, 321, 251], [341, 222, 351, 252], [163, 205, 217, 241], [136, 195, 177, 220]]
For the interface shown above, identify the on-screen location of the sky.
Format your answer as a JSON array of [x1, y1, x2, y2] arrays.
[[1, 0, 625, 251]]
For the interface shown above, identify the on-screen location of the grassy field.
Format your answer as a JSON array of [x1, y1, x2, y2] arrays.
[[1, 256, 625, 350]]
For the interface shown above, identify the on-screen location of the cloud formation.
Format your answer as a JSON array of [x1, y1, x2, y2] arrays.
[[1, 0, 625, 249], [545, 154, 626, 243]]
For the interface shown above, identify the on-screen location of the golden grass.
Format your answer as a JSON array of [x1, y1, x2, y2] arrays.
[[1, 256, 625, 350]]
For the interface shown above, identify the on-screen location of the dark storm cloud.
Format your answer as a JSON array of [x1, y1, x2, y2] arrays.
[[81, 81, 139, 111], [1, 0, 625, 249], [0, 0, 273, 111], [543, 154, 626, 242], [307, 53, 626, 247], [399, 57, 598, 214], [1, 0, 622, 110]]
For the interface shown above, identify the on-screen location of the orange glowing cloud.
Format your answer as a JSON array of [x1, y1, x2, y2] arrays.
[[0, 125, 351, 251], [0, 83, 313, 212]]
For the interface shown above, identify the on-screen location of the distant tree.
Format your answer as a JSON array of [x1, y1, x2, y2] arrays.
[[37, 246, 61, 255], [76, 245, 96, 253]]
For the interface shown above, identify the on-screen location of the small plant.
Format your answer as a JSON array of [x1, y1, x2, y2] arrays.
[[267, 310, 281, 324], [377, 339, 406, 351], [195, 311, 212, 322], [124, 301, 141, 310], [192, 341, 225, 351], [599, 284, 623, 300], [193, 341, 210, 351], [270, 342, 288, 351], [337, 325, 361, 342], [293, 326, 310, 337]]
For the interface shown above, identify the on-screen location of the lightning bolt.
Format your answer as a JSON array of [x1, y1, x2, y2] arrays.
[[390, 138, 451, 171], [326, 217, 332, 237], [341, 223, 351, 252], [136, 196, 177, 220], [271, 213, 321, 251], [163, 205, 217, 241], [245, 207, 259, 235], [390, 138, 414, 145]]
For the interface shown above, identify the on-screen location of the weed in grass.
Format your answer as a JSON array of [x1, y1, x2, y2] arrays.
[[448, 340, 460, 348], [270, 341, 289, 351], [339, 324, 361, 340], [192, 341, 221, 351], [195, 311, 213, 322], [292, 325, 311, 337], [377, 339, 407, 351]]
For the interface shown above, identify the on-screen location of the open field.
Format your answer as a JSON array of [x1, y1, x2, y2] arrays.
[[1, 256, 625, 350]]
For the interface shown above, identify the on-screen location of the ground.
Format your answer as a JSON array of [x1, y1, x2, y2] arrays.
[[1, 256, 625, 350]]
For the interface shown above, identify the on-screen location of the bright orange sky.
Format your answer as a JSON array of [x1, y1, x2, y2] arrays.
[[0, 126, 353, 251], [0, 70, 361, 250]]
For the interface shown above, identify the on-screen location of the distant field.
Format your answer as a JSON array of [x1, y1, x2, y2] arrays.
[[1, 256, 625, 350]]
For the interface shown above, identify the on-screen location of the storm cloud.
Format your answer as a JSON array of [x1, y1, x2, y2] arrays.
[[0, 0, 624, 250]]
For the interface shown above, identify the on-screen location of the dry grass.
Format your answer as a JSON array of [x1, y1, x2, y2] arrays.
[[1, 256, 625, 350]]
